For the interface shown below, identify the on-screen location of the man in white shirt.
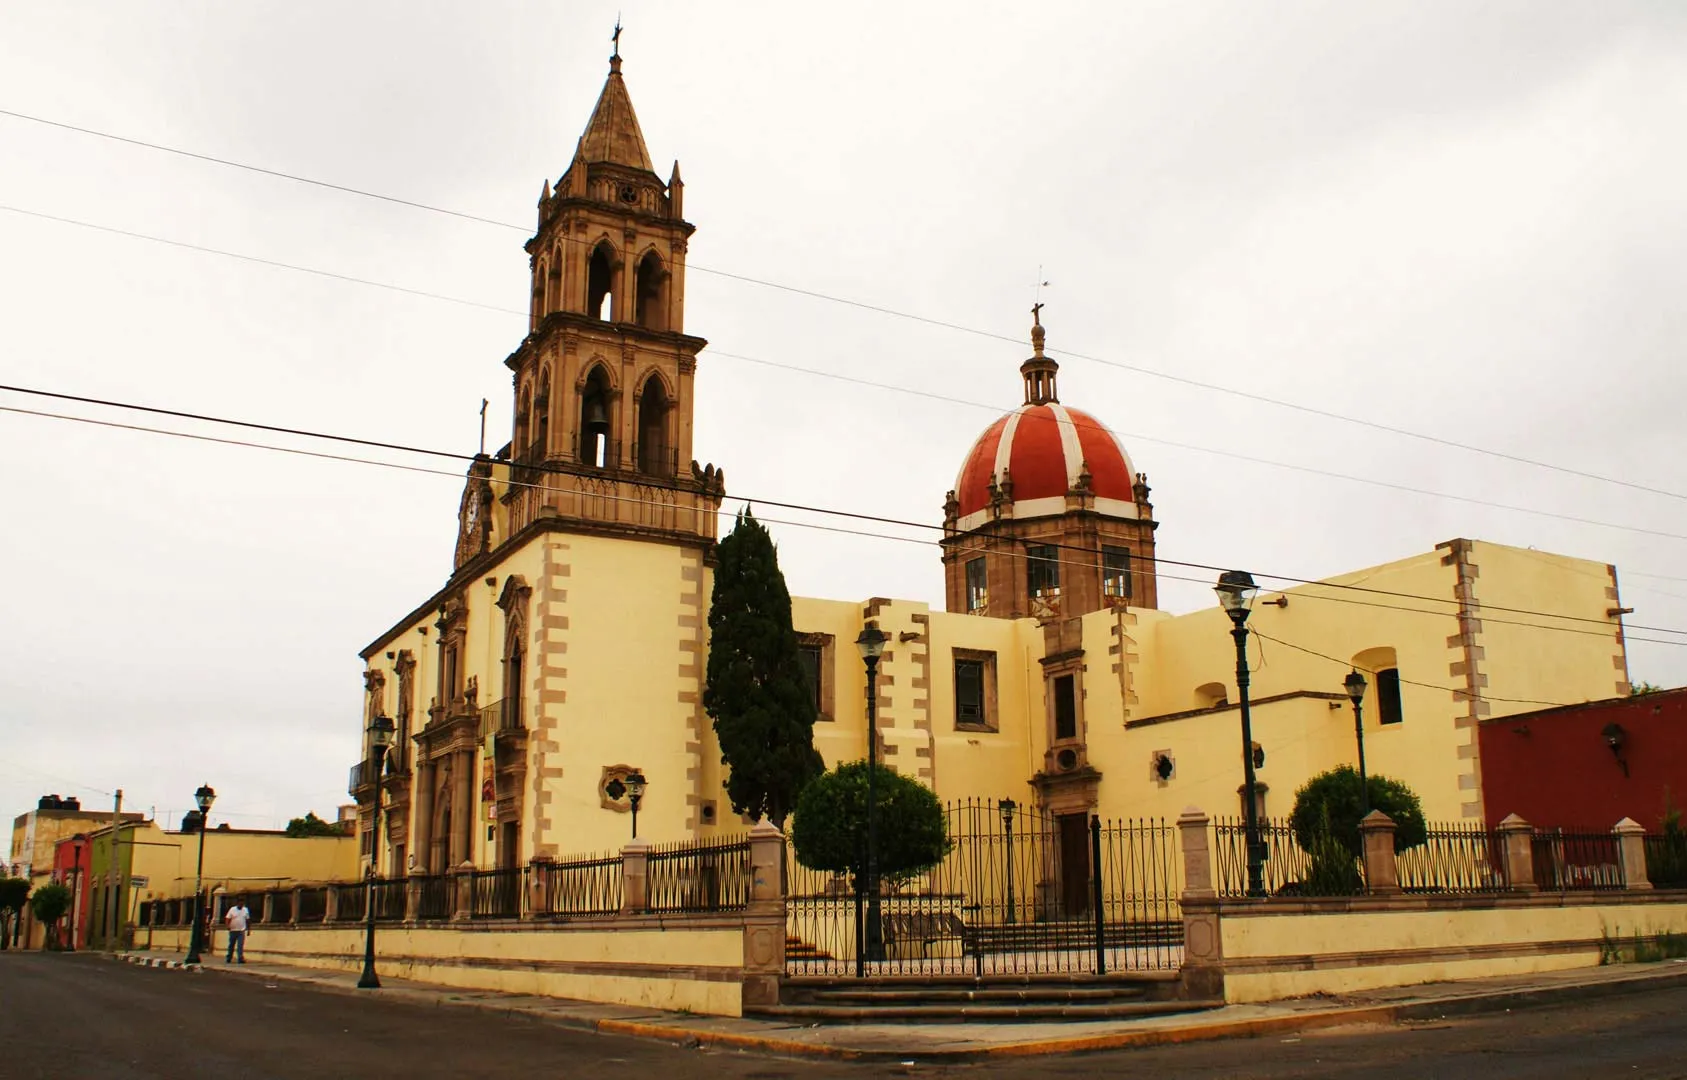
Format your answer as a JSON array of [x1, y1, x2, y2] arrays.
[[224, 899, 251, 964]]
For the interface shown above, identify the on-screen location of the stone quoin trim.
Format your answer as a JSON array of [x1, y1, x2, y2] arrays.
[[679, 548, 706, 834], [530, 540, 572, 857], [1607, 564, 1631, 697], [1439, 539, 1489, 822], [909, 615, 935, 785]]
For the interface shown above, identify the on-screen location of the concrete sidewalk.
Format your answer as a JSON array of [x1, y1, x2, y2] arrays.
[[113, 950, 1687, 1061]]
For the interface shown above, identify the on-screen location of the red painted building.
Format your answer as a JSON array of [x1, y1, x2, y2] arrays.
[[50, 833, 93, 949], [1479, 688, 1687, 831]]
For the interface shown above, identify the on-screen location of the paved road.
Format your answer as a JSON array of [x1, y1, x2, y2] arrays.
[[3, 953, 1686, 1078]]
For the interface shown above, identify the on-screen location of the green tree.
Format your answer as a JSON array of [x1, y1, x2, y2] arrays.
[[790, 761, 950, 885], [1290, 766, 1428, 858], [28, 882, 71, 950], [285, 812, 345, 838], [0, 877, 29, 951], [1630, 681, 1665, 696], [703, 509, 825, 826]]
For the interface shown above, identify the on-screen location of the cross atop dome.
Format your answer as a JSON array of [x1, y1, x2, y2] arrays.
[[1021, 304, 1060, 406]]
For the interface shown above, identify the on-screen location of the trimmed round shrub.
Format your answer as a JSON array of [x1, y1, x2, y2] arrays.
[[1290, 766, 1427, 857], [790, 761, 949, 886]]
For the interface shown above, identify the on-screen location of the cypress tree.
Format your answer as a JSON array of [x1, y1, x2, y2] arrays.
[[704, 509, 825, 826]]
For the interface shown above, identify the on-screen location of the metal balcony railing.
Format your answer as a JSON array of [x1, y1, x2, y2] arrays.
[[476, 698, 525, 740]]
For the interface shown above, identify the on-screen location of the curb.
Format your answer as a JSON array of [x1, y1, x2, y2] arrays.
[[117, 953, 203, 973], [108, 953, 1687, 1062]]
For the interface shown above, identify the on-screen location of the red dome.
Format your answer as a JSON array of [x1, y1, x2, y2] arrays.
[[952, 403, 1138, 530]]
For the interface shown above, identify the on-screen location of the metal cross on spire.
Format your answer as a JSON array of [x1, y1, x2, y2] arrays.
[[1031, 266, 1049, 325], [611, 14, 623, 59]]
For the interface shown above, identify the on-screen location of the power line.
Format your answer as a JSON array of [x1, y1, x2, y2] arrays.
[[6, 105, 1683, 504], [1248, 629, 1570, 708], [2, 200, 1683, 549], [4, 390, 1685, 647]]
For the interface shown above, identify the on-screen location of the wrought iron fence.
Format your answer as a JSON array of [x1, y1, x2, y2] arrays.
[[332, 883, 367, 923], [372, 877, 408, 922], [1396, 822, 1511, 894], [1213, 816, 1355, 897], [785, 799, 1182, 976], [468, 868, 523, 918], [533, 853, 623, 917], [645, 835, 752, 914], [1647, 830, 1687, 889], [413, 875, 451, 920], [1533, 829, 1626, 891], [296, 886, 329, 922]]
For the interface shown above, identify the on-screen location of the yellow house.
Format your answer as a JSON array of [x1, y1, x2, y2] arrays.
[[347, 52, 1632, 876]]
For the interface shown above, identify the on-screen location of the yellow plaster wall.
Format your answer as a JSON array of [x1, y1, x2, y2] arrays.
[[143, 921, 747, 1016], [128, 825, 358, 900], [1217, 897, 1687, 1003]]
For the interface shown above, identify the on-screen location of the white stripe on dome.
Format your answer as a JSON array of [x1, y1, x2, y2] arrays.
[[992, 407, 1026, 488], [1046, 404, 1088, 488]]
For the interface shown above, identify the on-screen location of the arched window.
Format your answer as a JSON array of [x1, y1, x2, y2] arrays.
[[514, 386, 532, 458], [530, 261, 545, 331], [635, 250, 667, 330], [587, 243, 615, 321], [636, 375, 670, 476], [1195, 681, 1229, 709], [579, 366, 613, 468], [535, 368, 551, 456], [1353, 647, 1405, 726], [546, 260, 561, 315]]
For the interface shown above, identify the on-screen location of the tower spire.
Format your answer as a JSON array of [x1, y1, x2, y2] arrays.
[[578, 23, 654, 172], [1020, 304, 1059, 405]]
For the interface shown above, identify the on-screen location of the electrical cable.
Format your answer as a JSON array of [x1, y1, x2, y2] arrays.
[[4, 396, 1685, 649], [6, 105, 1682, 503], [5, 203, 1684, 547]]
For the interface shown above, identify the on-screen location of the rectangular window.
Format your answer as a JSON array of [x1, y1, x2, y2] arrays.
[[956, 659, 985, 726], [953, 649, 998, 731], [1054, 674, 1077, 740], [1377, 667, 1404, 725], [798, 644, 823, 715], [1102, 546, 1131, 601], [1027, 544, 1061, 598], [965, 557, 988, 613]]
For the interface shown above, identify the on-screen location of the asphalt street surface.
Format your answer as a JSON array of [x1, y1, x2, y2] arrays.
[[3, 952, 1686, 1078]]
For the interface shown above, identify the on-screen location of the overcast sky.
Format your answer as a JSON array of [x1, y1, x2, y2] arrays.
[[2, 2, 1684, 832]]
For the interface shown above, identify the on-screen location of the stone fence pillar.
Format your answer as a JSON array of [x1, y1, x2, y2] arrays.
[[1615, 818, 1653, 891], [404, 876, 422, 922], [1497, 813, 1537, 892], [324, 886, 339, 924], [528, 855, 553, 918], [1177, 807, 1225, 1001], [260, 892, 275, 926], [1359, 810, 1400, 895], [290, 886, 303, 926], [620, 840, 650, 915], [742, 820, 786, 1009], [453, 861, 475, 921]]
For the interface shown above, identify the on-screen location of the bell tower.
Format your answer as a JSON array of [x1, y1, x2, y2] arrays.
[[502, 47, 724, 547]]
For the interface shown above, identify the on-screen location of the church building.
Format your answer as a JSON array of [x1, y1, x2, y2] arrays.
[[350, 51, 1633, 876]]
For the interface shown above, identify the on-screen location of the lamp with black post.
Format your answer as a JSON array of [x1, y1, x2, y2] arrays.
[[626, 772, 647, 840], [357, 714, 396, 990], [998, 798, 1017, 924], [1344, 670, 1371, 816], [855, 623, 888, 971], [69, 833, 86, 952], [1214, 571, 1266, 898], [182, 784, 216, 965]]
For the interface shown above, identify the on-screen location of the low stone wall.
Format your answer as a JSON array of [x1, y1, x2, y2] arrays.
[[1183, 891, 1687, 1003], [147, 913, 774, 1016]]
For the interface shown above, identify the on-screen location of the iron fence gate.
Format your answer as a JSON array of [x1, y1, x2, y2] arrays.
[[785, 799, 1182, 976]]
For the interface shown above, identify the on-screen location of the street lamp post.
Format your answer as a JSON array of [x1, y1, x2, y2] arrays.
[[183, 784, 216, 965], [626, 772, 646, 840], [855, 623, 888, 969], [358, 714, 397, 990], [1215, 571, 1266, 898], [69, 834, 86, 952], [1344, 670, 1371, 817], [998, 799, 1017, 924]]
